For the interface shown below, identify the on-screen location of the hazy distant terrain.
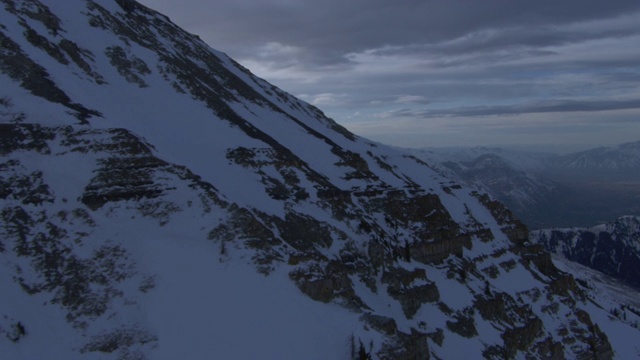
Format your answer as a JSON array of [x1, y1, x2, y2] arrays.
[[413, 141, 640, 229]]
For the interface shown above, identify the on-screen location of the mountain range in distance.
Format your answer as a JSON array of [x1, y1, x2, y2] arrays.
[[411, 140, 640, 229]]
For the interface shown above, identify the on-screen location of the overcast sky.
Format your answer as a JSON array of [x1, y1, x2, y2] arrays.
[[138, 0, 640, 151]]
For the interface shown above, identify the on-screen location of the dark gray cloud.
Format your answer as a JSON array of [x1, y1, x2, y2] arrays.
[[139, 0, 640, 149], [379, 98, 640, 118], [143, 0, 640, 66]]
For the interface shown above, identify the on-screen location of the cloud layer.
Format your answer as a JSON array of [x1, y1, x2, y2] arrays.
[[139, 0, 640, 149]]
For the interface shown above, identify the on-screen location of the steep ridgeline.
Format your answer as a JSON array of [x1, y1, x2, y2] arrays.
[[1, 0, 638, 358], [531, 216, 640, 288]]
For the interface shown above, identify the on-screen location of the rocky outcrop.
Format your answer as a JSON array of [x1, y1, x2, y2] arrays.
[[361, 313, 398, 336], [378, 329, 430, 360], [0, 20, 100, 121], [474, 192, 529, 245], [0, 160, 53, 205], [409, 233, 472, 264], [80, 326, 157, 358], [382, 267, 439, 318], [446, 308, 478, 338], [105, 46, 150, 87], [82, 156, 170, 210], [289, 261, 359, 306]]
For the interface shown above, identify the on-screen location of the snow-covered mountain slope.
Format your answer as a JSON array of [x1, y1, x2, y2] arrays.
[[1, 0, 639, 358], [550, 254, 640, 342], [531, 216, 640, 289]]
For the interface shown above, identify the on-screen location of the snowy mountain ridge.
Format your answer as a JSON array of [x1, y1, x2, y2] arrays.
[[1, 0, 639, 358], [531, 216, 640, 288]]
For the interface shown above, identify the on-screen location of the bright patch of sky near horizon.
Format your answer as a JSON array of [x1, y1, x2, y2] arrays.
[[138, 0, 640, 152]]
